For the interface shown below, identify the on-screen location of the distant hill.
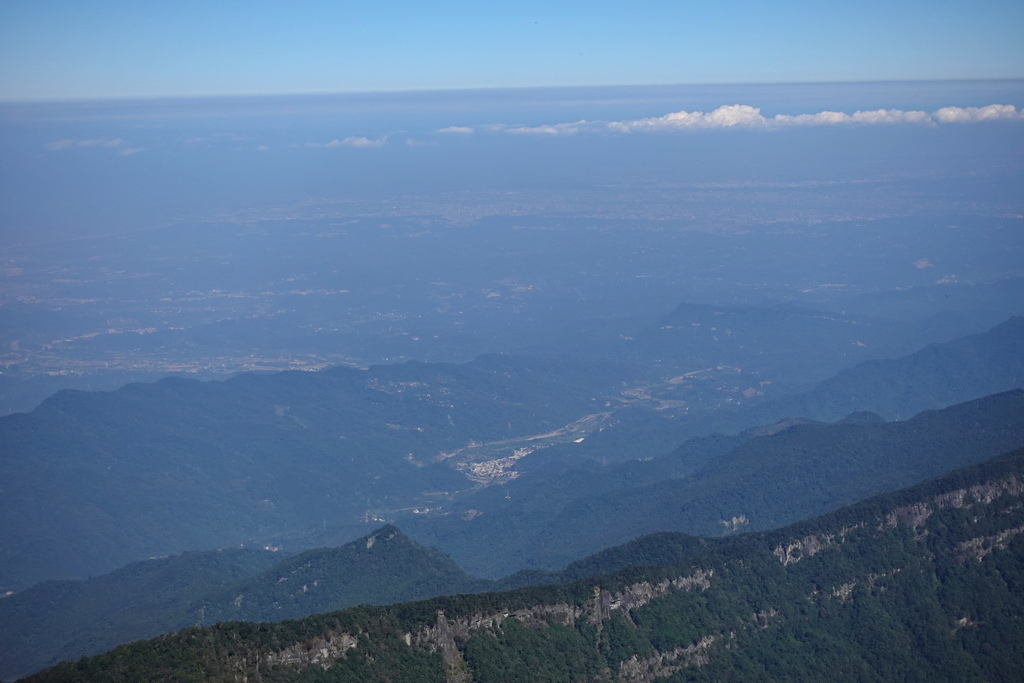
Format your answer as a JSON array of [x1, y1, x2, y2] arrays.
[[0, 354, 636, 591], [26, 446, 1024, 682], [191, 525, 485, 625], [0, 516, 723, 681], [757, 314, 1024, 423]]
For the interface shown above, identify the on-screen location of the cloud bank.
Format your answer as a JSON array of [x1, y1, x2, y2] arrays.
[[460, 104, 1023, 137]]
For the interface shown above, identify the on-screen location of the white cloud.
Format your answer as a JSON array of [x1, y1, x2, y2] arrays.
[[435, 126, 474, 135], [771, 110, 852, 126], [606, 104, 941, 132], [317, 136, 387, 148], [116, 147, 146, 156], [932, 104, 1023, 123], [772, 108, 932, 127], [608, 105, 768, 132], [703, 105, 768, 128], [469, 103, 1023, 137], [854, 109, 932, 125], [502, 120, 593, 136]]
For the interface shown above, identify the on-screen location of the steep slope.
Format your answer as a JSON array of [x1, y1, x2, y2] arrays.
[[26, 447, 1024, 682], [22, 381, 1014, 678]]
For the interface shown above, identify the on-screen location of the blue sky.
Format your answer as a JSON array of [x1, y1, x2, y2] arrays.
[[2, 0, 1022, 101]]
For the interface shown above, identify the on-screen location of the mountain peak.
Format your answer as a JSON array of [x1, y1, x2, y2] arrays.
[[364, 524, 406, 548], [837, 410, 886, 424]]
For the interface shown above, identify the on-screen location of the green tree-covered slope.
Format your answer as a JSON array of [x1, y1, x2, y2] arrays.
[[24, 446, 1024, 682], [0, 527, 486, 681], [192, 525, 486, 625]]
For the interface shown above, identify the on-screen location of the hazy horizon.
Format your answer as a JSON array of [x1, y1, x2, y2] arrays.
[[2, 79, 1022, 246]]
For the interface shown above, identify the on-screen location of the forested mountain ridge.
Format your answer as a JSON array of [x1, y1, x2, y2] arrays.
[[24, 446, 1024, 682]]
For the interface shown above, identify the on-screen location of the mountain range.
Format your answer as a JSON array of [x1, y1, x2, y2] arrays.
[[3, 317, 1022, 594], [22, 444, 1024, 681], [3, 387, 1023, 679]]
